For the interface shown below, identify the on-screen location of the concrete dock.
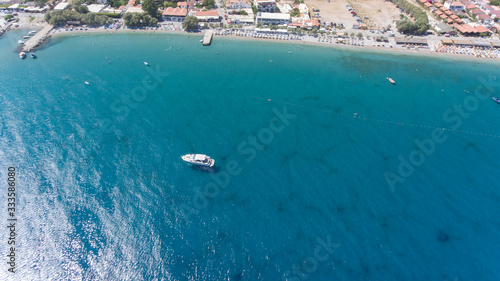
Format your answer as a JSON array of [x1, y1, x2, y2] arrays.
[[202, 30, 213, 46], [22, 24, 54, 52], [0, 22, 13, 37]]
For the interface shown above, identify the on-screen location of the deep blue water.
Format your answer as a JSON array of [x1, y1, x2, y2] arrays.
[[1, 29, 500, 280]]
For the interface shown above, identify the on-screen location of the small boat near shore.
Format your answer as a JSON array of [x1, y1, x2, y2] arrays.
[[19, 52, 26, 59], [18, 40, 25, 44], [181, 154, 215, 167], [493, 97, 500, 104], [387, 77, 395, 85], [30, 53, 37, 59]]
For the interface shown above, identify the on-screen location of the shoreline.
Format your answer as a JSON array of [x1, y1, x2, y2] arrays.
[[15, 25, 500, 64]]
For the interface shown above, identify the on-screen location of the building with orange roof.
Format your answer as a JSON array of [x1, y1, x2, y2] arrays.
[[465, 4, 476, 10], [162, 7, 188, 21], [177, 2, 187, 8], [195, 10, 220, 21], [474, 25, 490, 33], [434, 2, 443, 7], [424, 2, 433, 8]]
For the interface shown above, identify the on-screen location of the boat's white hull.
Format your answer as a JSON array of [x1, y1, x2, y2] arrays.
[[181, 154, 215, 167]]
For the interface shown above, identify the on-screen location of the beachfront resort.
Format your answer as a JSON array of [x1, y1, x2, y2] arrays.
[[2, 0, 500, 58]]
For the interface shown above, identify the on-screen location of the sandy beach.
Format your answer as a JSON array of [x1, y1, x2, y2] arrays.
[[43, 25, 500, 63], [3, 14, 496, 63]]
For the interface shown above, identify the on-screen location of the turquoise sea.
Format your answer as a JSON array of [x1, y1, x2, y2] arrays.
[[1, 29, 500, 280]]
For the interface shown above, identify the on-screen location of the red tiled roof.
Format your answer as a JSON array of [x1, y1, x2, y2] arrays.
[[450, 1, 464, 6], [177, 2, 187, 7], [477, 13, 491, 19], [440, 14, 449, 19], [435, 10, 444, 15], [475, 25, 490, 33], [445, 10, 453, 15], [465, 4, 476, 9], [471, 8, 484, 14], [196, 10, 219, 16], [424, 2, 432, 7], [434, 2, 443, 7], [162, 7, 187, 16]]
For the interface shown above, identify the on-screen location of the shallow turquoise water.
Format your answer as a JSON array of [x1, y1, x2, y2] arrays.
[[1, 29, 500, 280]]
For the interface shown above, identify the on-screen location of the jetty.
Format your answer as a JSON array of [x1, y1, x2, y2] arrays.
[[0, 22, 13, 37], [22, 25, 54, 52], [202, 30, 213, 46]]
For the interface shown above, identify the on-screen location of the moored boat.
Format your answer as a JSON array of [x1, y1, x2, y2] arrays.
[[181, 154, 215, 167], [144, 62, 149, 66], [493, 97, 500, 104], [30, 53, 37, 59], [19, 52, 26, 59], [388, 77, 395, 85]]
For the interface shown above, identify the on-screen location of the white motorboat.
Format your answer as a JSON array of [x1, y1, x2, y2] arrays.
[[144, 62, 149, 66], [181, 154, 215, 167]]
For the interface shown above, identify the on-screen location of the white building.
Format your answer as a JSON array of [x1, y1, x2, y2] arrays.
[[227, 0, 252, 10], [254, 0, 276, 13], [87, 4, 106, 13], [257, 12, 290, 25], [444, 1, 465, 11], [276, 2, 293, 13], [53, 2, 70, 10], [228, 8, 254, 24], [126, 6, 145, 13], [298, 3, 308, 15]]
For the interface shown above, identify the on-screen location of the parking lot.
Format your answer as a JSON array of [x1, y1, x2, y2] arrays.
[[306, 0, 401, 31]]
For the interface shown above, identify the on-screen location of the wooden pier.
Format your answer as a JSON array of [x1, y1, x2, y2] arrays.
[[22, 24, 54, 52], [202, 30, 213, 46]]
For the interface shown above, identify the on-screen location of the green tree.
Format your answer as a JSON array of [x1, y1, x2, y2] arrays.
[[290, 8, 300, 17], [4, 14, 14, 21], [35, 0, 47, 7], [182, 15, 199, 31], [237, 24, 243, 28], [256, 22, 263, 28], [142, 0, 159, 18], [357, 32, 363, 38], [491, 0, 500, 6], [203, 0, 215, 9], [164, 1, 176, 8]]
